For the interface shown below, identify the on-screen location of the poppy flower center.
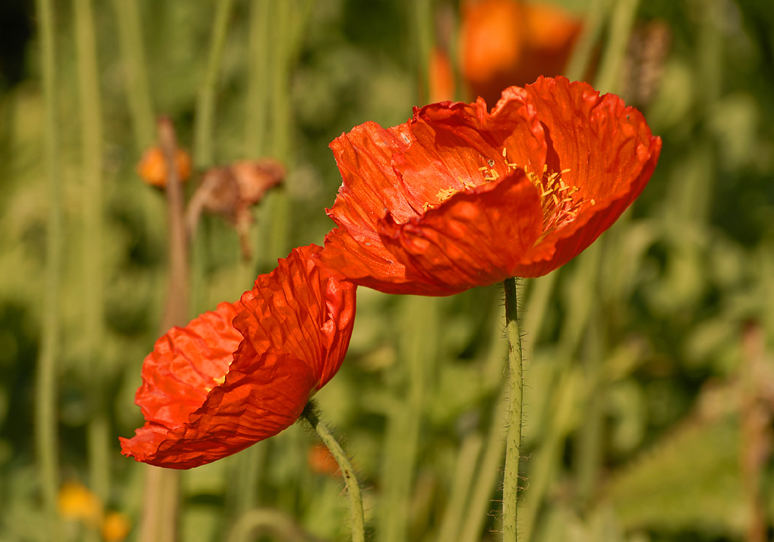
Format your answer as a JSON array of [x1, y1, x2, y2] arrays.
[[421, 148, 591, 238], [205, 374, 227, 393], [501, 148, 592, 236]]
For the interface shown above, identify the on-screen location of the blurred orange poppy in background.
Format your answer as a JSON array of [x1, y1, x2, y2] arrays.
[[120, 245, 356, 469], [461, 0, 582, 104], [136, 146, 192, 188], [320, 76, 661, 296]]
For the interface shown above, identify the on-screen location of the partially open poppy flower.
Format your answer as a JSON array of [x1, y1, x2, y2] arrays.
[[120, 245, 356, 469], [320, 76, 661, 296]]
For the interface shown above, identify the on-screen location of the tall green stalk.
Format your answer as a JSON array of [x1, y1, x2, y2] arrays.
[[245, 0, 271, 159], [380, 296, 438, 542], [436, 433, 484, 542], [111, 0, 154, 149], [190, 0, 234, 316], [35, 0, 61, 537], [193, 0, 235, 168], [265, 0, 292, 265], [565, 0, 609, 82], [458, 389, 508, 542], [74, 0, 109, 504], [595, 0, 641, 93], [502, 278, 524, 542]]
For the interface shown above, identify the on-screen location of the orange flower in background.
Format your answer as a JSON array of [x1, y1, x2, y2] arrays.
[[429, 46, 456, 103], [461, 0, 581, 105], [320, 76, 661, 296], [120, 245, 356, 469], [136, 146, 192, 188], [101, 512, 131, 542], [307, 443, 341, 477]]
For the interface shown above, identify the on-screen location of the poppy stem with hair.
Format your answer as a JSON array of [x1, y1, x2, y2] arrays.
[[301, 403, 365, 542], [502, 276, 524, 542]]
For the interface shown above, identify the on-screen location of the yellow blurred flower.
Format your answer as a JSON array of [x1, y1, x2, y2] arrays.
[[102, 511, 131, 542], [57, 482, 101, 525]]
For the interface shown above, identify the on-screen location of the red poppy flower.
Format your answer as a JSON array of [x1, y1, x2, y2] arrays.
[[320, 76, 661, 296], [119, 245, 356, 469]]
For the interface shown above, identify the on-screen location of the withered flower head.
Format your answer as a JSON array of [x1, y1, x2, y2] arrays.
[[185, 158, 286, 259]]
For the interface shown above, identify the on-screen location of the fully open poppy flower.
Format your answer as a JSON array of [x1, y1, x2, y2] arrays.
[[120, 245, 356, 469], [320, 76, 661, 296]]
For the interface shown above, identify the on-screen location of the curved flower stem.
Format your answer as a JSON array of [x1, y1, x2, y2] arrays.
[[503, 277, 524, 542], [301, 404, 365, 542]]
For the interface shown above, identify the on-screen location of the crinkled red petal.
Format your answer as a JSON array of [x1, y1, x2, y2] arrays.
[[322, 91, 545, 293], [234, 244, 356, 390], [514, 76, 662, 274], [377, 171, 543, 295], [119, 352, 315, 469], [120, 245, 356, 469], [322, 76, 660, 292]]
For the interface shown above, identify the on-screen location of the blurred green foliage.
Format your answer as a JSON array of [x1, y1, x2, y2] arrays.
[[1, 0, 773, 541]]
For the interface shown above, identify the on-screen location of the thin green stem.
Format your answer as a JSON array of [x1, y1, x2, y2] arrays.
[[302, 405, 365, 542], [520, 370, 579, 540], [595, 0, 641, 93], [380, 296, 437, 542], [110, 0, 154, 149], [522, 274, 558, 362], [503, 277, 524, 542], [74, 0, 109, 503], [190, 0, 234, 315], [565, 0, 608, 82], [245, 0, 271, 158], [458, 388, 508, 542], [35, 0, 61, 537], [575, 315, 605, 506], [266, 0, 293, 264], [436, 433, 483, 542], [193, 0, 235, 168], [413, 0, 434, 103], [270, 0, 291, 162]]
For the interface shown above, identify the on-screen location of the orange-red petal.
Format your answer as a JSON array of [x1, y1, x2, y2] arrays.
[[513, 77, 662, 275], [377, 171, 543, 295], [120, 245, 356, 469], [321, 76, 661, 295]]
